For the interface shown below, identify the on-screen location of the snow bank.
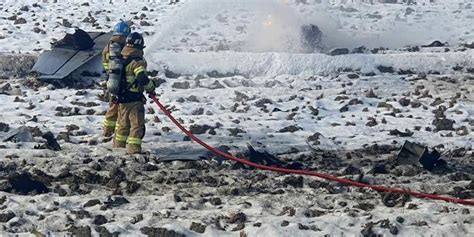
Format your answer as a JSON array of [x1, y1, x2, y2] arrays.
[[149, 50, 474, 77]]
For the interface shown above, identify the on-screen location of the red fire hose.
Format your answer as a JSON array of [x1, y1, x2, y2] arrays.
[[150, 95, 474, 206]]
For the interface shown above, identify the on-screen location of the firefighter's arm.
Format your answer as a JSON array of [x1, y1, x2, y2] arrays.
[[133, 61, 155, 93], [101, 46, 109, 72]]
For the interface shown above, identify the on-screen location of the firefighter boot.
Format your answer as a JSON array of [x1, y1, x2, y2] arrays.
[[127, 144, 142, 154]]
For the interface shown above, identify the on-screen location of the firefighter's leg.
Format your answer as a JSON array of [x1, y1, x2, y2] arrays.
[[103, 100, 119, 137], [127, 101, 146, 154], [113, 104, 130, 148]]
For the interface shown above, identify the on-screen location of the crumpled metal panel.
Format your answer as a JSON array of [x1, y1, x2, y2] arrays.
[[32, 32, 112, 80]]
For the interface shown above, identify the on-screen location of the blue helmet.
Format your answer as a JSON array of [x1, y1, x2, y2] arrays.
[[113, 20, 131, 37]]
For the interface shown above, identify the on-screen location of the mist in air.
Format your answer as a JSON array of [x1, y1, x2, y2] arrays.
[[146, 0, 453, 54]]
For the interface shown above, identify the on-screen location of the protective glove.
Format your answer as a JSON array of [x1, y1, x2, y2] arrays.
[[147, 90, 157, 99]]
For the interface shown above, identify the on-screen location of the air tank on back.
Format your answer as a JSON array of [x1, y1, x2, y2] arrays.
[[106, 42, 123, 96]]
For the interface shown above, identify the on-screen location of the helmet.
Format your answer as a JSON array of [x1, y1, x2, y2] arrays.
[[113, 20, 131, 37], [126, 32, 145, 49]]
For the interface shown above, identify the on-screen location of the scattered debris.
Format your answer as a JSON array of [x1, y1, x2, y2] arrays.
[[382, 192, 410, 207], [389, 129, 414, 137], [396, 141, 444, 170], [190, 222, 206, 233], [2, 126, 34, 142]]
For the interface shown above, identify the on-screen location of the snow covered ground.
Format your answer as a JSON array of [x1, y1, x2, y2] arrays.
[[0, 0, 473, 236]]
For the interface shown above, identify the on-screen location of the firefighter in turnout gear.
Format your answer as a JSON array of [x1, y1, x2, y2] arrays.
[[102, 20, 131, 137], [113, 32, 156, 154]]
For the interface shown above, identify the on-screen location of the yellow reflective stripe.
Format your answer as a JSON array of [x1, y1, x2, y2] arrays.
[[115, 133, 128, 142], [103, 63, 109, 70], [103, 119, 116, 128], [144, 80, 154, 91], [127, 137, 142, 145], [133, 66, 145, 76]]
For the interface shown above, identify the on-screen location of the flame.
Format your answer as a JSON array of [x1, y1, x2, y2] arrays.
[[262, 14, 274, 28]]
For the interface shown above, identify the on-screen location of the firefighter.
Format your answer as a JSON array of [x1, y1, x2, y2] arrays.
[[113, 32, 156, 154], [102, 20, 131, 137]]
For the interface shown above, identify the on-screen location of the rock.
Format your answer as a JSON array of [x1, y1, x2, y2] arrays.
[[330, 48, 349, 56], [190, 222, 206, 233], [422, 40, 445, 47], [209, 197, 222, 205], [456, 126, 469, 136], [307, 132, 321, 145], [399, 97, 410, 106], [189, 124, 213, 134], [389, 225, 399, 235], [432, 118, 455, 131], [347, 73, 359, 79], [411, 220, 428, 226], [234, 91, 250, 102], [42, 131, 61, 151], [303, 209, 325, 218], [281, 220, 290, 227], [93, 215, 107, 225], [370, 163, 389, 174], [83, 199, 101, 208], [389, 129, 413, 137], [228, 128, 246, 137], [405, 7, 415, 15], [308, 106, 319, 116], [0, 122, 9, 132], [231, 223, 245, 231], [366, 117, 378, 127], [108, 167, 126, 187], [298, 223, 310, 230], [278, 206, 296, 216], [407, 203, 418, 210], [0, 211, 15, 222], [354, 203, 375, 211], [140, 21, 152, 26], [62, 19, 72, 28], [33, 27, 42, 33], [191, 108, 204, 115], [283, 175, 303, 188], [377, 102, 393, 109], [278, 125, 302, 133], [143, 163, 158, 171], [228, 212, 246, 224], [20, 6, 29, 11], [95, 226, 119, 237], [382, 193, 410, 207], [342, 164, 362, 175], [461, 208, 470, 215], [360, 222, 375, 237], [71, 209, 91, 219], [365, 89, 377, 98], [254, 98, 273, 108], [131, 214, 144, 224], [69, 226, 92, 237], [171, 81, 190, 89], [104, 196, 129, 207], [57, 132, 70, 142], [377, 65, 395, 73], [14, 18, 27, 24], [140, 227, 185, 237], [126, 181, 140, 194]]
